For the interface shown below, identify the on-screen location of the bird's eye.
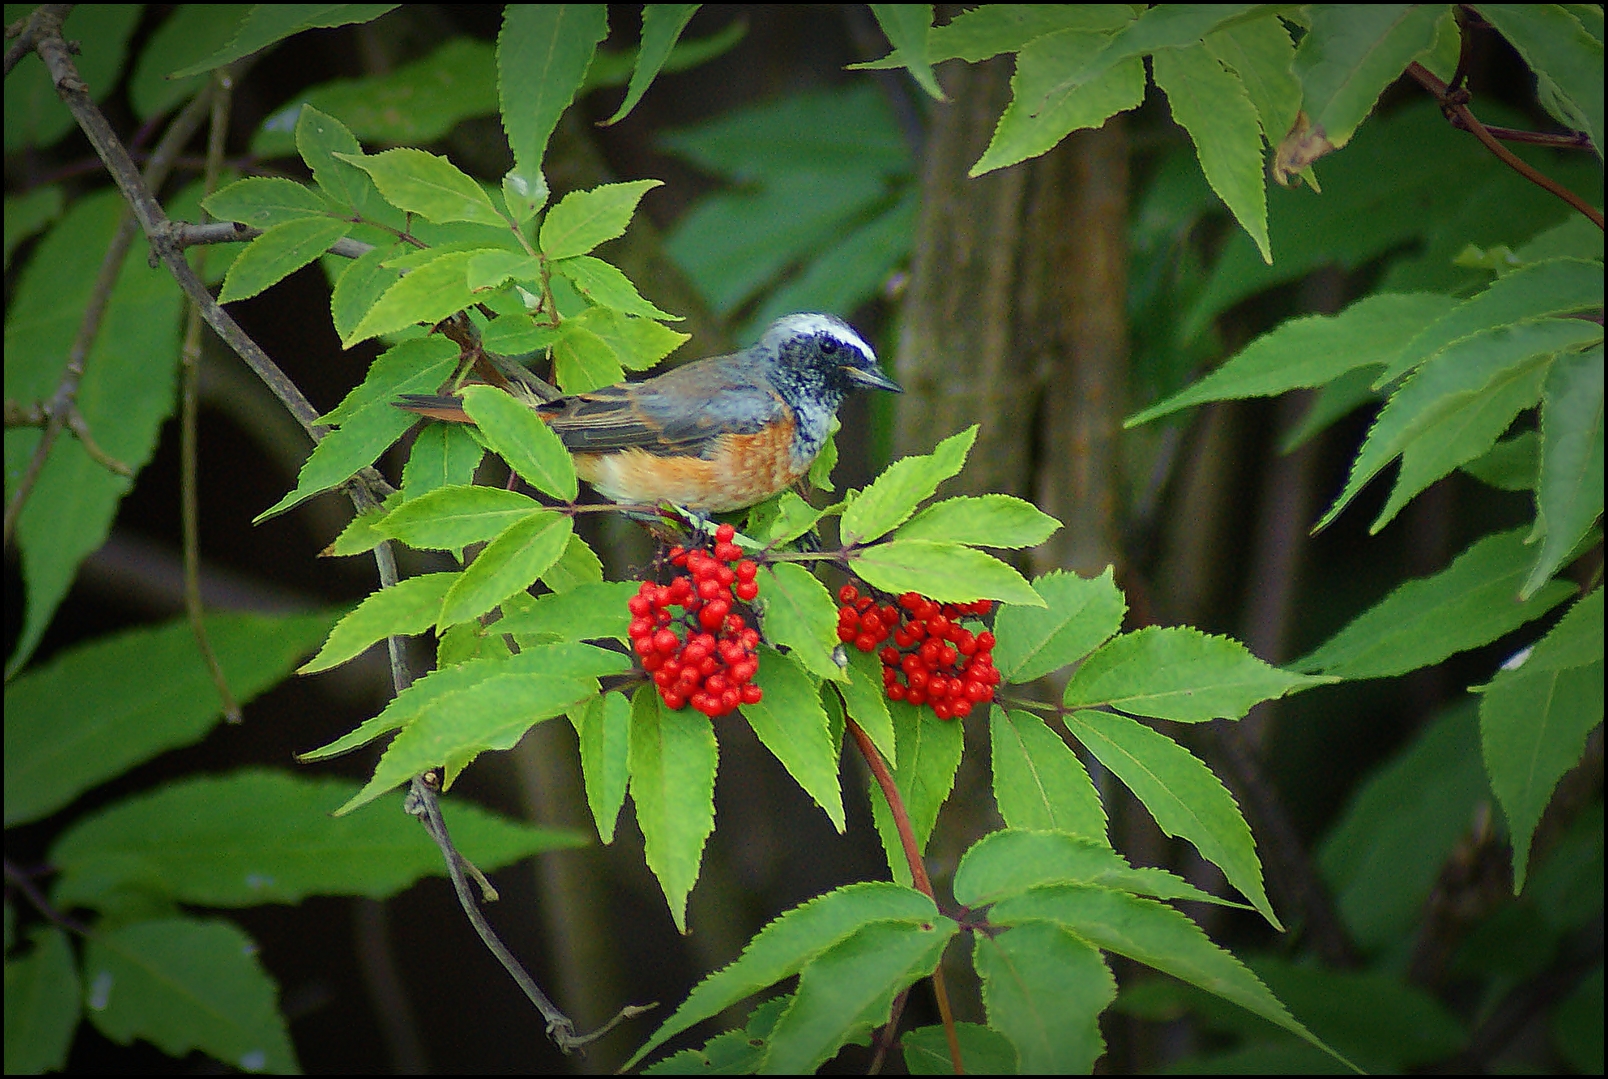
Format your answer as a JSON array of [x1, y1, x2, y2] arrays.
[[818, 336, 839, 354]]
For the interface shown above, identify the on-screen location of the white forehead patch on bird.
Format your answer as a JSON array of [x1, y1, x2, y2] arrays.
[[766, 313, 876, 363]]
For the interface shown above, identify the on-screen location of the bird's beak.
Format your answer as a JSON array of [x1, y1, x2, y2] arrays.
[[845, 364, 903, 393]]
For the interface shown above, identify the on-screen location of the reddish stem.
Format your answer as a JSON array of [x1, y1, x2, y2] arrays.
[[846, 716, 964, 1075]]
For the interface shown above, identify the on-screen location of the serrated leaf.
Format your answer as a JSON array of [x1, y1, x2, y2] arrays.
[[852, 541, 1043, 607], [400, 421, 485, 499], [438, 511, 573, 626], [574, 691, 631, 843], [1290, 5, 1442, 152], [374, 483, 545, 550], [743, 649, 844, 831], [570, 305, 690, 370], [840, 648, 896, 767], [764, 916, 956, 1073], [295, 104, 372, 212], [1063, 625, 1334, 722], [841, 427, 977, 543], [868, 701, 964, 886], [1064, 709, 1279, 928], [4, 927, 78, 1074], [84, 918, 298, 1073], [300, 573, 456, 674], [625, 881, 937, 1070], [629, 686, 718, 933], [201, 176, 332, 228], [600, 4, 700, 126], [553, 322, 626, 391], [542, 532, 606, 592], [993, 568, 1126, 685], [986, 884, 1352, 1069], [1526, 344, 1603, 597], [499, 5, 609, 175], [1477, 4, 1604, 157], [554, 254, 681, 319], [217, 216, 353, 303], [1152, 43, 1270, 263], [974, 921, 1113, 1073], [1319, 318, 1603, 531], [492, 579, 637, 641], [345, 249, 479, 346], [49, 769, 584, 908], [757, 562, 844, 681], [1126, 292, 1455, 426], [953, 828, 1239, 910], [458, 383, 578, 499], [1294, 527, 1578, 678], [990, 708, 1108, 839], [869, 4, 945, 100], [893, 494, 1061, 548], [335, 147, 504, 226], [5, 612, 336, 828], [902, 1021, 1019, 1075], [540, 179, 663, 260], [167, 4, 398, 78]]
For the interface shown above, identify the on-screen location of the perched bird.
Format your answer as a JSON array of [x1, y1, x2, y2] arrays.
[[397, 313, 901, 513]]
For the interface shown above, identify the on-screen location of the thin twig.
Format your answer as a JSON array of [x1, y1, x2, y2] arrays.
[[1406, 60, 1604, 230], [847, 716, 964, 1075]]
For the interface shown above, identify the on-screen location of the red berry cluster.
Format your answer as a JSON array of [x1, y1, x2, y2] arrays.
[[628, 524, 763, 718], [837, 585, 1000, 720]]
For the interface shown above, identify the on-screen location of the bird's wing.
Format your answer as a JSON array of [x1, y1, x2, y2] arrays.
[[539, 355, 786, 458]]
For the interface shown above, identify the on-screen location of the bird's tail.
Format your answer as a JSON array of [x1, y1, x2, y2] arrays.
[[395, 393, 473, 424]]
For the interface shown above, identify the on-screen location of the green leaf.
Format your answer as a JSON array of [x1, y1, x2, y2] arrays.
[[257, 335, 459, 521], [1477, 4, 1604, 157], [294, 104, 373, 213], [201, 176, 332, 228], [4, 612, 336, 828], [986, 884, 1351, 1069], [990, 708, 1108, 839], [644, 995, 786, 1074], [893, 493, 1061, 548], [400, 421, 485, 499], [166, 4, 398, 78], [3, 927, 78, 1075], [953, 828, 1241, 909], [1126, 292, 1455, 426], [629, 686, 719, 933], [574, 691, 632, 843], [743, 649, 844, 830], [540, 179, 663, 260], [757, 562, 845, 682], [868, 701, 964, 885], [492, 579, 638, 641], [852, 541, 1042, 607], [375, 484, 545, 550], [994, 568, 1126, 685], [839, 648, 896, 767], [1152, 43, 1270, 263], [568, 304, 690, 370], [553, 254, 681, 319], [902, 1021, 1019, 1075], [1294, 527, 1578, 678], [974, 921, 1113, 1073], [330, 243, 402, 342], [624, 881, 937, 1071], [84, 917, 297, 1073], [553, 322, 627, 392], [1480, 587, 1604, 891], [765, 916, 956, 1073], [1317, 702, 1489, 949], [1380, 258, 1604, 384], [1205, 14, 1300, 148], [1526, 344, 1603, 597], [335, 147, 504, 226], [1065, 709, 1279, 928], [542, 532, 606, 592], [458, 383, 578, 499], [49, 769, 583, 908], [869, 4, 945, 100], [1290, 5, 1443, 152], [971, 29, 1146, 176], [345, 249, 480, 346], [300, 573, 455, 674], [600, 4, 700, 126], [854, 5, 1133, 68], [499, 4, 610, 175], [438, 511, 573, 627], [1319, 318, 1603, 531], [336, 647, 611, 813], [842, 427, 975, 543], [1064, 625, 1334, 722]]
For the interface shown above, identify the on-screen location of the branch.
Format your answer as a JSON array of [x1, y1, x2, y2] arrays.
[[1406, 60, 1604, 230]]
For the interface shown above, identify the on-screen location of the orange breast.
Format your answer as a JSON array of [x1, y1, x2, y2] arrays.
[[572, 417, 803, 513]]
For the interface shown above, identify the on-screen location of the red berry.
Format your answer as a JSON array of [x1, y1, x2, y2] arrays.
[[907, 689, 926, 706], [662, 691, 686, 710], [837, 625, 857, 642], [976, 630, 996, 651], [740, 684, 763, 705], [880, 646, 900, 667], [886, 682, 906, 701], [715, 523, 736, 543], [736, 560, 758, 580], [840, 584, 859, 604], [735, 580, 759, 601], [854, 633, 878, 652]]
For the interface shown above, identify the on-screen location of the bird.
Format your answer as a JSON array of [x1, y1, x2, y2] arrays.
[[396, 313, 902, 514]]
